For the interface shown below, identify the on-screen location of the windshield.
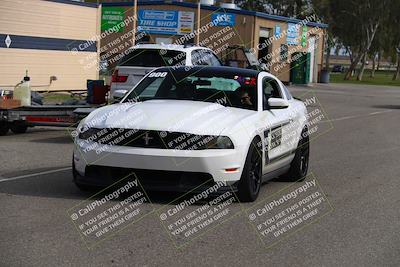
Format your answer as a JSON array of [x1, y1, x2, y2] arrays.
[[123, 70, 258, 110], [119, 49, 186, 67]]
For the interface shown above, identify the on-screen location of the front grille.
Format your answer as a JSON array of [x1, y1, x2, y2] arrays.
[[85, 165, 214, 189], [98, 129, 165, 148], [79, 128, 219, 150]]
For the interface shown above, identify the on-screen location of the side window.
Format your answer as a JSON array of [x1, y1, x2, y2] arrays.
[[263, 78, 282, 98], [263, 77, 282, 110], [139, 78, 164, 98], [191, 50, 221, 66], [282, 84, 293, 100], [207, 51, 222, 66], [191, 50, 209, 66], [191, 50, 200, 65]]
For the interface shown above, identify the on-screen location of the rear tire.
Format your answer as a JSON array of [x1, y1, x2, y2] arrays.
[[10, 122, 28, 134], [281, 127, 310, 182], [0, 122, 9, 136], [237, 138, 262, 202]]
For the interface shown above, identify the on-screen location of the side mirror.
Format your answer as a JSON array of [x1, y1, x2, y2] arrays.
[[268, 98, 289, 109]]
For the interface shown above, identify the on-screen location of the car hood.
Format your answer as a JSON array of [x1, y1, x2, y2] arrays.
[[83, 100, 255, 135]]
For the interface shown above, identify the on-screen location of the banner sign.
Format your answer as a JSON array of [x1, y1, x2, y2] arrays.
[[287, 23, 300, 45], [138, 10, 194, 35], [101, 7, 125, 32], [301, 26, 308, 47], [274, 25, 281, 38], [211, 13, 236, 26]]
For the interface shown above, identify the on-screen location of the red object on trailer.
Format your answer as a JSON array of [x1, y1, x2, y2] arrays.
[[0, 104, 98, 135], [92, 84, 110, 104], [25, 115, 76, 124]]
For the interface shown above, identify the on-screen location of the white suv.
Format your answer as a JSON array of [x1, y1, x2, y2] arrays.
[[110, 44, 222, 100]]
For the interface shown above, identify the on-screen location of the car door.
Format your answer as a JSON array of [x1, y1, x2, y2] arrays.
[[258, 74, 294, 173], [278, 80, 302, 153]]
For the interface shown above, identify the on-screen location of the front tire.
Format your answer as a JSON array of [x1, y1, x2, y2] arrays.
[[72, 157, 93, 191], [281, 127, 310, 182], [237, 138, 262, 202]]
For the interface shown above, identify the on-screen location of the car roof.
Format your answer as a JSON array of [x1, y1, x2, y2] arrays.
[[132, 43, 212, 53], [154, 66, 261, 77]]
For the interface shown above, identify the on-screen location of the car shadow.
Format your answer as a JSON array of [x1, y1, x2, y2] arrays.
[[29, 135, 73, 144], [0, 164, 284, 208], [0, 168, 231, 205], [0, 169, 89, 200], [371, 104, 400, 109]]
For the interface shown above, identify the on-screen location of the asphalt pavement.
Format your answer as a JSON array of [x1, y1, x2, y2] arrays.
[[1, 83, 399, 266]]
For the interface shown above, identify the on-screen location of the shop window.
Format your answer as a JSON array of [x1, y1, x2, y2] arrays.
[[258, 27, 273, 64]]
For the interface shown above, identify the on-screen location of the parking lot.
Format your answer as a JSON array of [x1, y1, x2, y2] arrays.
[[1, 83, 399, 266]]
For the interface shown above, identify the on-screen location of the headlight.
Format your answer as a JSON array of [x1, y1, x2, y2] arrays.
[[78, 127, 101, 140], [162, 133, 234, 150], [206, 136, 234, 149], [75, 118, 87, 136]]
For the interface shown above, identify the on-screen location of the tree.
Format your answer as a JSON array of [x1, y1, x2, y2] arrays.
[[237, 0, 269, 13], [389, 1, 400, 80], [323, 0, 389, 81], [312, 0, 335, 71], [368, 25, 392, 78], [374, 0, 400, 80], [393, 46, 400, 80], [238, 0, 314, 19], [266, 0, 313, 18]]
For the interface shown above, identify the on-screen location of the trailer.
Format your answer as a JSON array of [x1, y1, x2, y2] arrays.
[[0, 78, 109, 135], [0, 105, 97, 135]]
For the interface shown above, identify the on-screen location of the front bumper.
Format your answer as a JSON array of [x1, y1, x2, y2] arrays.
[[73, 140, 244, 191], [73, 165, 238, 193]]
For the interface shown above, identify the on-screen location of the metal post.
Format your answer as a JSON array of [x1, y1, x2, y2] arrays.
[[132, 0, 138, 46], [96, 3, 102, 79], [196, 1, 200, 45]]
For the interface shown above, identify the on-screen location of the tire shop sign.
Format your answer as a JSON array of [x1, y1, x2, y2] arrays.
[[137, 10, 194, 35]]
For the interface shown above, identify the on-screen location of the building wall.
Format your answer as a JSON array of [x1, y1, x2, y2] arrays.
[[196, 7, 255, 55], [254, 17, 325, 82], [1, 49, 98, 91], [0, 0, 99, 91]]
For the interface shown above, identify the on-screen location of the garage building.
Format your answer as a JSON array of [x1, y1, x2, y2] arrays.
[[98, 0, 328, 84], [0, 0, 328, 91]]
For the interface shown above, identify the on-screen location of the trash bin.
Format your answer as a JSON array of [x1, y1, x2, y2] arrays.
[[320, 70, 330, 83]]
